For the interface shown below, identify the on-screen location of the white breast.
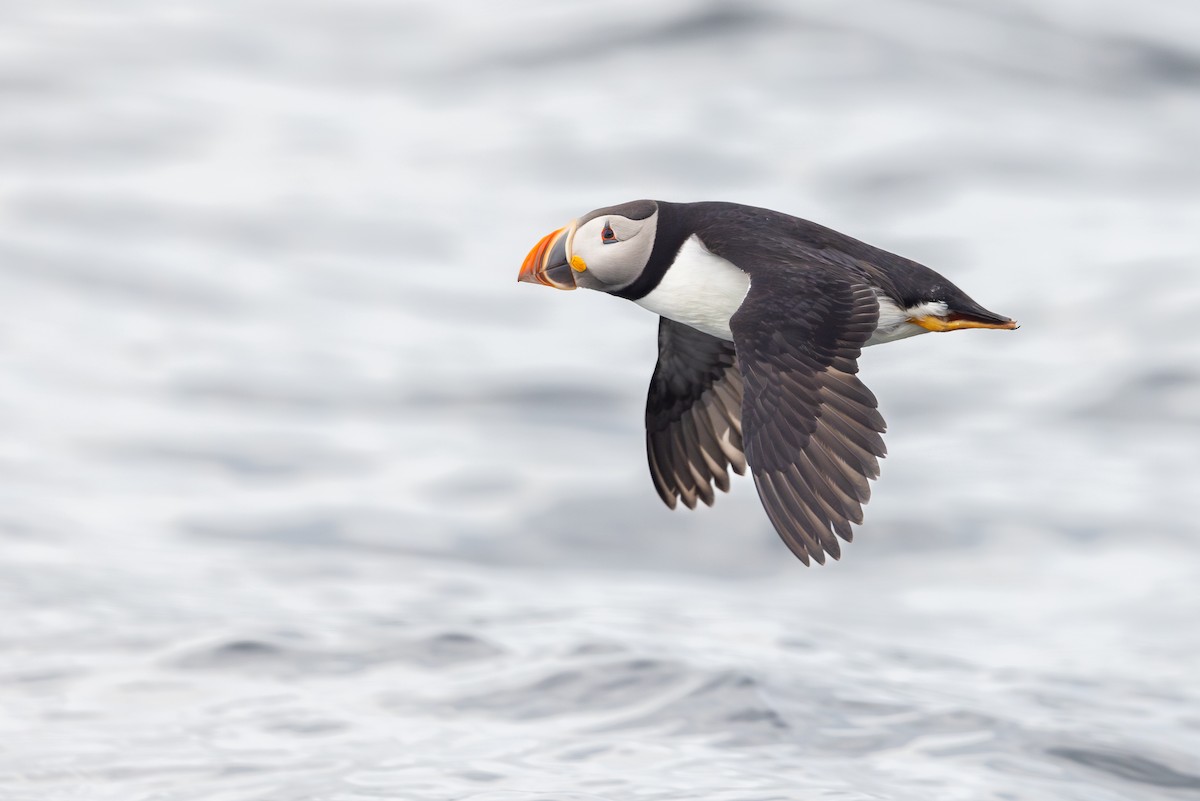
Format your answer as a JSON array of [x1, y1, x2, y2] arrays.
[[634, 235, 750, 341]]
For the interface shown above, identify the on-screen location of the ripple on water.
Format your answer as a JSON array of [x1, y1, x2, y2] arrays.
[[601, 670, 792, 747], [454, 658, 688, 721], [1047, 746, 1200, 790], [168, 631, 503, 676]]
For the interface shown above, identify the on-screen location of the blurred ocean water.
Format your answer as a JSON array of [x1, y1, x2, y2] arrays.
[[2, 1, 1200, 799]]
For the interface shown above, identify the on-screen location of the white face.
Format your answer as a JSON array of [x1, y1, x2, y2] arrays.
[[568, 206, 659, 293]]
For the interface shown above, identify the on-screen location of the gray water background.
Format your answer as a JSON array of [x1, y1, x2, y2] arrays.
[[3, 1, 1200, 799]]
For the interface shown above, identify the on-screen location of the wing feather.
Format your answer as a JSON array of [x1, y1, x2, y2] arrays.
[[645, 318, 745, 510], [729, 272, 887, 563]]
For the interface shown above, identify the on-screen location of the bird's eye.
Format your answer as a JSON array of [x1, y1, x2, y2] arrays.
[[601, 223, 617, 244]]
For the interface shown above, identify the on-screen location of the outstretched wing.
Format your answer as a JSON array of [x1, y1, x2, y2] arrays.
[[729, 270, 886, 565], [645, 318, 746, 510]]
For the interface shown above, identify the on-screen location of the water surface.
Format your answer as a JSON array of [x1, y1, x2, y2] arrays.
[[2, 1, 1199, 799]]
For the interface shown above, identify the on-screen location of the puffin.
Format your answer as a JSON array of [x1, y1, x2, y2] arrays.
[[517, 200, 1017, 565]]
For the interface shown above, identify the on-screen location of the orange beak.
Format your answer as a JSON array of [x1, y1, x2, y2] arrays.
[[518, 224, 578, 290], [910, 314, 1019, 333]]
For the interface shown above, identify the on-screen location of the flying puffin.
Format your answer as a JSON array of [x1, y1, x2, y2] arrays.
[[517, 200, 1017, 565]]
